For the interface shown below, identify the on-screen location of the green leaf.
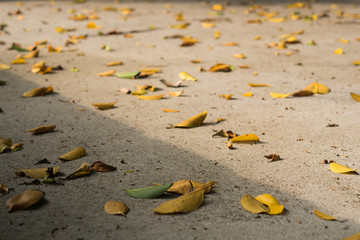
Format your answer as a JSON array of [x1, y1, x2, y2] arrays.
[[114, 71, 141, 79], [9, 43, 29, 52], [124, 183, 173, 199]]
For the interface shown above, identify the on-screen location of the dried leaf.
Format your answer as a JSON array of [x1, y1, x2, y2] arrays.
[[0, 184, 9, 195], [59, 147, 86, 161], [173, 111, 207, 128], [28, 125, 56, 135], [91, 161, 116, 172], [31, 61, 52, 74], [313, 209, 337, 221], [12, 166, 60, 178], [167, 180, 216, 195], [119, 87, 131, 94], [242, 92, 253, 97], [292, 90, 314, 97], [218, 94, 233, 100], [179, 72, 197, 81], [160, 79, 183, 88], [249, 83, 271, 87], [65, 163, 91, 180], [87, 22, 101, 29], [329, 163, 357, 174], [22, 49, 39, 59], [352, 60, 360, 66], [255, 194, 284, 215], [10, 143, 23, 152], [0, 137, 12, 153], [214, 30, 221, 39], [168, 90, 184, 97], [216, 118, 226, 123], [92, 102, 116, 110], [334, 48, 343, 55], [303, 82, 330, 94], [212, 129, 228, 138], [222, 42, 237, 46], [202, 22, 215, 28], [140, 68, 161, 73], [22, 86, 53, 97], [264, 154, 280, 162], [226, 142, 234, 149], [211, 4, 223, 11], [124, 183, 172, 199], [48, 45, 62, 53], [209, 63, 232, 72], [130, 89, 147, 96], [106, 61, 123, 66], [137, 94, 164, 100], [350, 92, 360, 102], [162, 109, 179, 113], [170, 23, 189, 29], [269, 92, 291, 98], [97, 70, 115, 76], [241, 194, 270, 214], [190, 59, 201, 64], [342, 232, 360, 240], [0, 63, 11, 70], [104, 201, 129, 216], [238, 65, 250, 69], [233, 53, 246, 59], [11, 58, 26, 64], [253, 35, 262, 40], [114, 72, 141, 79], [6, 189, 43, 212], [227, 134, 260, 143]]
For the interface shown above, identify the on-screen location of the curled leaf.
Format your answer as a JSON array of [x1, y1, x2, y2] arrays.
[[168, 90, 184, 97], [269, 92, 291, 98], [352, 60, 360, 66], [124, 183, 172, 199], [222, 42, 237, 46], [160, 79, 183, 88], [104, 201, 129, 216], [22, 86, 53, 97], [209, 63, 232, 72], [241, 194, 270, 214], [167, 180, 217, 194], [313, 209, 337, 221], [238, 65, 250, 69], [162, 109, 179, 113], [249, 83, 271, 87], [6, 189, 43, 212], [10, 143, 23, 152], [31, 60, 51, 74], [22, 49, 39, 59], [329, 163, 357, 174], [212, 129, 228, 138], [264, 154, 280, 162], [65, 163, 91, 180], [97, 69, 115, 76], [227, 134, 260, 143], [59, 147, 86, 161], [350, 92, 360, 102], [28, 125, 56, 135], [292, 90, 314, 97], [92, 102, 116, 110], [91, 161, 116, 172], [106, 61, 123, 66], [179, 72, 197, 81], [218, 94, 233, 100], [255, 194, 284, 215], [0, 184, 9, 195], [304, 82, 330, 94], [12, 166, 60, 178], [0, 137, 12, 153], [173, 111, 207, 128], [137, 94, 164, 100]]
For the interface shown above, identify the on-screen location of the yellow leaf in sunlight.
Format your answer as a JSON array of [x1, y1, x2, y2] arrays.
[[0, 63, 11, 70], [329, 163, 357, 174], [106, 61, 123, 66], [190, 59, 201, 64], [173, 111, 207, 128], [22, 86, 53, 97], [22, 49, 39, 59], [253, 72, 258, 76], [168, 90, 184, 97], [131, 89, 147, 95], [87, 22, 101, 29], [313, 209, 337, 221], [334, 48, 343, 55], [179, 72, 197, 81], [214, 30, 221, 39], [269, 92, 291, 98], [222, 42, 238, 46], [216, 118, 226, 122], [268, 17, 285, 23], [233, 53, 246, 59], [59, 147, 86, 161], [137, 94, 164, 100], [338, 38, 349, 44], [162, 109, 179, 113], [170, 23, 189, 29], [28, 125, 56, 135], [209, 63, 232, 72], [140, 68, 161, 74], [238, 65, 250, 69], [120, 7, 134, 15], [292, 29, 304, 35], [248, 83, 271, 87], [242, 92, 253, 97], [65, 163, 91, 180], [31, 60, 52, 74], [11, 58, 26, 64], [202, 22, 215, 28], [342, 232, 360, 240], [175, 12, 184, 21], [303, 82, 330, 94], [6, 189, 43, 212], [288, 2, 306, 8], [104, 201, 129, 216], [255, 194, 284, 215], [34, 39, 47, 46], [136, 84, 157, 92], [167, 180, 217, 195], [218, 94, 233, 100], [211, 4, 223, 11], [227, 134, 260, 143], [11, 166, 60, 178], [253, 35, 262, 40], [153, 187, 207, 214], [96, 69, 116, 76], [241, 194, 270, 214], [352, 60, 360, 66], [92, 102, 116, 110], [350, 92, 360, 102]]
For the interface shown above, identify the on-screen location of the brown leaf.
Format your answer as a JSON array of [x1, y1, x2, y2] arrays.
[[209, 63, 232, 72], [292, 90, 314, 97], [160, 79, 183, 88], [28, 125, 56, 135], [0, 184, 9, 195], [91, 161, 116, 172], [6, 189, 43, 212], [264, 154, 281, 162], [212, 129, 228, 138]]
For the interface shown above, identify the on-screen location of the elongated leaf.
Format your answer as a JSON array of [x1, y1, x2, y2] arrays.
[[137, 94, 164, 100], [242, 92, 253, 97], [179, 72, 197, 81], [0, 63, 11, 70], [269, 92, 291, 98], [241, 194, 269, 214], [6, 189, 43, 212], [91, 161, 116, 172], [59, 147, 86, 161], [162, 109, 179, 113], [124, 183, 173, 199], [0, 184, 9, 195], [0, 137, 12, 153], [23, 86, 53, 97], [9, 43, 29, 52], [92, 102, 116, 110], [97, 69, 115, 76], [114, 71, 141, 79], [28, 125, 56, 134], [12, 166, 60, 178], [329, 163, 357, 174], [313, 209, 337, 221], [304, 82, 329, 94], [167, 180, 217, 195], [350, 92, 360, 102], [173, 111, 207, 128], [227, 134, 260, 143], [342, 232, 360, 240], [248, 83, 271, 87], [168, 90, 184, 97], [65, 163, 91, 180], [106, 61, 123, 66], [104, 201, 129, 215]]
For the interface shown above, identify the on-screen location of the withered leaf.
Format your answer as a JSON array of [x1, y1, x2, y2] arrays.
[[65, 163, 91, 180], [292, 90, 314, 97], [6, 189, 43, 212], [160, 79, 183, 88], [212, 129, 228, 138], [264, 154, 281, 162], [209, 63, 232, 72], [179, 72, 197, 81], [92, 102, 116, 110], [59, 147, 86, 161], [35, 158, 50, 165], [226, 142, 234, 149], [0, 137, 12, 153], [22, 86, 53, 97], [104, 201, 129, 216], [167, 180, 217, 195], [168, 90, 184, 97], [313, 209, 337, 221], [97, 69, 115, 76], [28, 125, 56, 135], [0, 184, 9, 195], [137, 94, 164, 100], [91, 161, 116, 172], [162, 109, 179, 113], [12, 166, 60, 178], [10, 143, 23, 152]]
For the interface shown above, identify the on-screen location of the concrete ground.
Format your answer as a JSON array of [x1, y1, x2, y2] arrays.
[[0, 1, 359, 239]]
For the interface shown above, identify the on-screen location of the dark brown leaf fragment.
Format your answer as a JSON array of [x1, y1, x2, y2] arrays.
[[264, 154, 281, 162], [292, 90, 314, 97], [91, 161, 116, 172]]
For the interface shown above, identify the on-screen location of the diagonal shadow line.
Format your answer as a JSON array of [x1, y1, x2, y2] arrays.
[[0, 70, 359, 240]]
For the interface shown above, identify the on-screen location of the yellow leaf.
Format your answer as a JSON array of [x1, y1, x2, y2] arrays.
[[0, 138, 12, 153], [0, 63, 11, 70], [162, 109, 179, 113], [104, 201, 129, 216], [96, 69, 116, 76], [11, 58, 26, 64], [153, 187, 206, 214], [268, 17, 285, 23], [34, 39, 47, 46], [292, 29, 304, 35], [59, 147, 86, 161], [175, 12, 184, 21], [209, 63, 232, 72], [179, 72, 197, 81], [11, 166, 60, 178], [174, 111, 207, 128], [334, 48, 343, 55], [255, 194, 284, 215], [87, 22, 100, 29], [342, 232, 360, 240], [222, 42, 238, 46], [313, 209, 337, 221], [190, 59, 201, 64], [253, 72, 258, 76], [48, 45, 62, 53], [238, 65, 250, 69], [253, 35, 262, 40], [303, 82, 330, 94], [242, 92, 253, 97], [269, 92, 291, 98], [211, 4, 223, 11], [227, 134, 260, 143], [106, 61, 123, 66], [216, 118, 226, 122], [140, 68, 161, 73], [338, 38, 349, 44], [167, 180, 217, 195], [137, 94, 164, 100], [248, 83, 271, 87], [202, 22, 215, 28], [214, 30, 221, 39], [218, 94, 233, 100], [168, 90, 184, 97], [22, 49, 39, 59], [131, 89, 147, 96], [6, 189, 43, 212], [92, 102, 116, 110], [329, 163, 357, 174], [350, 92, 360, 102], [241, 194, 270, 214], [170, 23, 188, 29], [22, 86, 53, 97], [233, 53, 246, 59], [352, 60, 360, 66], [65, 163, 91, 180], [28, 125, 56, 134]]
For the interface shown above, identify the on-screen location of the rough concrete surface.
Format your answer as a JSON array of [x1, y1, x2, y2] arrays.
[[0, 1, 359, 239]]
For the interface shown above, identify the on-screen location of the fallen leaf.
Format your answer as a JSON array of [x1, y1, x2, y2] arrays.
[[227, 134, 260, 143], [292, 90, 314, 97], [264, 154, 281, 162], [70, 67, 79, 72], [162, 109, 179, 113], [226, 142, 234, 149], [202, 22, 215, 28], [114, 72, 141, 79], [248, 83, 271, 87], [170, 23, 189, 29], [242, 92, 253, 97], [22, 86, 53, 97], [329, 163, 357, 174], [48, 45, 62, 53], [59, 147, 86, 161], [326, 123, 338, 127], [87, 22, 101, 29], [168, 90, 184, 97], [211, 4, 223, 11], [209, 63, 232, 72], [21, 49, 40, 59], [334, 48, 343, 54], [65, 163, 91, 180], [124, 183, 172, 199], [216, 118, 226, 122], [212, 129, 228, 138], [28, 125, 56, 135], [350, 92, 360, 102], [104, 201, 129, 216], [175, 12, 184, 21], [233, 53, 246, 59], [269, 92, 291, 98], [10, 143, 23, 152], [160, 79, 183, 88], [91, 161, 116, 172], [130, 89, 147, 96], [0, 138, 12, 153], [352, 60, 360, 66], [96, 70, 115, 76], [31, 60, 52, 74], [106, 61, 123, 66], [12, 166, 60, 178], [6, 189, 43, 212], [179, 72, 197, 81], [173, 111, 207, 128], [11, 58, 26, 64], [268, 17, 285, 23], [167, 180, 217, 194], [303, 82, 330, 94], [0, 184, 9, 195], [0, 63, 11, 70], [190, 59, 201, 64], [241, 194, 270, 214], [222, 42, 237, 46], [214, 30, 221, 39], [9, 43, 29, 52], [238, 65, 250, 69], [255, 194, 284, 215], [218, 94, 233, 100], [313, 209, 337, 221], [253, 35, 262, 40], [342, 232, 360, 240], [92, 102, 116, 110], [137, 94, 164, 100], [140, 68, 161, 73]]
